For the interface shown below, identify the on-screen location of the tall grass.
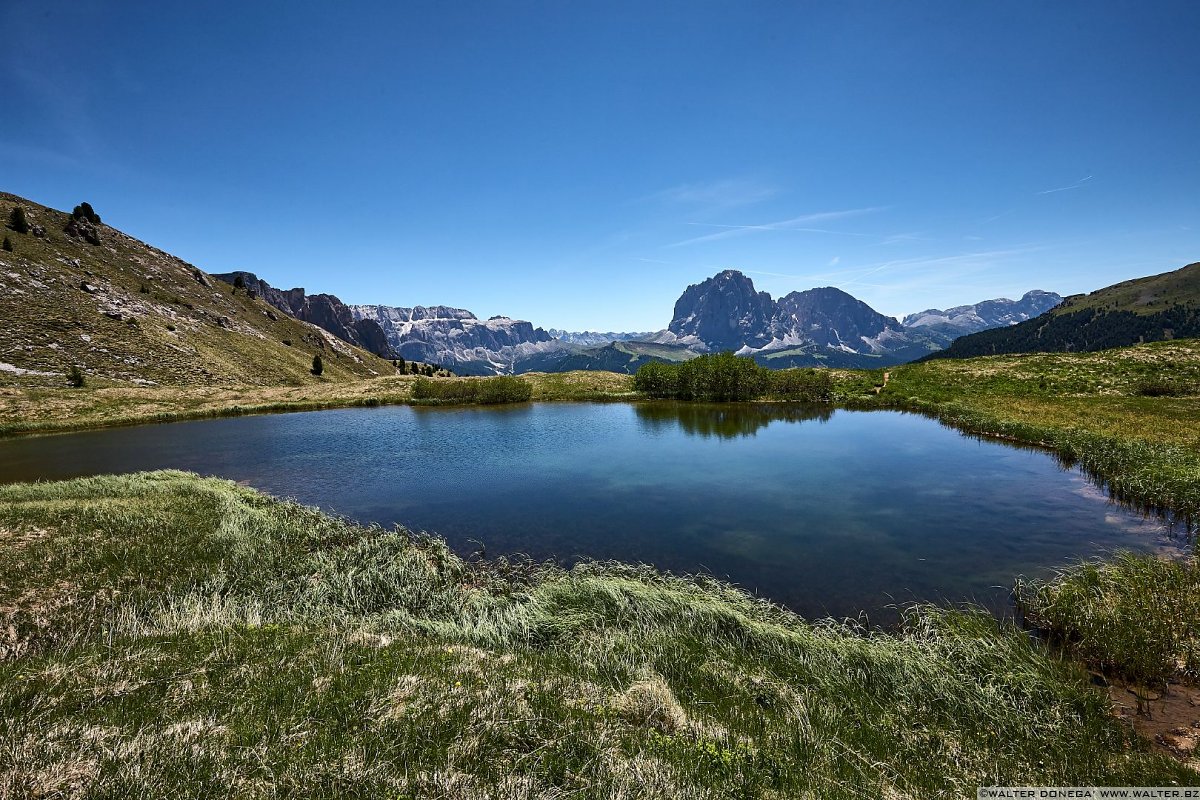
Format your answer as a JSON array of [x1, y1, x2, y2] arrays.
[[0, 471, 1189, 797], [1018, 553, 1200, 687]]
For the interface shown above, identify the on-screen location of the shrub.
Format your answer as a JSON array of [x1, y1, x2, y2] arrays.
[[1, 236, 11, 252], [67, 365, 86, 388], [311, 355, 323, 376], [767, 367, 833, 402], [1134, 377, 1191, 397], [411, 376, 532, 405], [7, 207, 29, 234]]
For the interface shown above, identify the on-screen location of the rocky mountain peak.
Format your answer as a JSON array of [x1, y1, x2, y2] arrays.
[[776, 287, 901, 349], [668, 269, 779, 350]]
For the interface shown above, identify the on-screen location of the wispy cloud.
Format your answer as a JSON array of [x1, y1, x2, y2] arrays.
[[640, 178, 779, 210], [832, 246, 1044, 293], [874, 231, 934, 246], [667, 206, 887, 248], [978, 209, 1016, 224], [1036, 175, 1094, 195]]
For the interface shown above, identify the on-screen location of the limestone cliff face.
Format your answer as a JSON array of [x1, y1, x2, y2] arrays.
[[348, 304, 559, 373]]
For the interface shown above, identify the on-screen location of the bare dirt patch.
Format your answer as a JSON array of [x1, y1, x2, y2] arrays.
[[1110, 681, 1200, 771]]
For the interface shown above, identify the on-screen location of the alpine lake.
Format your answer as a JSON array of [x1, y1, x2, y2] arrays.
[[0, 402, 1180, 624]]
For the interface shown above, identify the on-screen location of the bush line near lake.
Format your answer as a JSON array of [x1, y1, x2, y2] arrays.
[[0, 470, 1190, 796], [634, 351, 832, 402], [410, 375, 533, 405]]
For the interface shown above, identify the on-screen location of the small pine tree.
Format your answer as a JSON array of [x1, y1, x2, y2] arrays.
[[8, 207, 29, 234], [67, 365, 86, 388], [1, 236, 12, 252], [311, 354, 324, 376], [232, 274, 246, 291], [396, 356, 406, 372]]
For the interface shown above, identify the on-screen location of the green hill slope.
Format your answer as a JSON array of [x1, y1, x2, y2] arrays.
[[926, 261, 1200, 359], [0, 192, 395, 386]]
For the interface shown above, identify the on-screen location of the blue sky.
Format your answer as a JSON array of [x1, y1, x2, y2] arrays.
[[3, 1, 1198, 330]]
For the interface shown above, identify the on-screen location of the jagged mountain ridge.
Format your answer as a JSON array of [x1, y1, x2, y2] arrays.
[[902, 290, 1062, 336], [547, 330, 654, 346], [211, 271, 563, 375], [347, 304, 560, 376], [214, 271, 394, 358], [661, 270, 1061, 368]]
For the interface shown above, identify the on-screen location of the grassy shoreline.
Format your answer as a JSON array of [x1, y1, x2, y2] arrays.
[[2, 471, 1194, 796], [0, 371, 636, 438]]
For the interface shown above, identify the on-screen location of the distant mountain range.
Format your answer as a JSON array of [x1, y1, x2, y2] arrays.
[[903, 291, 1063, 336], [925, 261, 1200, 360], [347, 305, 561, 376], [639, 270, 1061, 369], [213, 267, 1063, 374], [547, 330, 654, 346]]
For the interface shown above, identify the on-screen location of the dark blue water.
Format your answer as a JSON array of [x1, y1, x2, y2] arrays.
[[0, 403, 1172, 621]]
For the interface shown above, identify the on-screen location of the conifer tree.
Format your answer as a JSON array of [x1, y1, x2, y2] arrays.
[[8, 207, 29, 234]]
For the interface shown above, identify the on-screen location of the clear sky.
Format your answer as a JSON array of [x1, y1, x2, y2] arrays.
[[3, 1, 1198, 330]]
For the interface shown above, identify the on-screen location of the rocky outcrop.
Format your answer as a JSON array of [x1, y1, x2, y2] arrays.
[[63, 217, 101, 246], [213, 271, 394, 358]]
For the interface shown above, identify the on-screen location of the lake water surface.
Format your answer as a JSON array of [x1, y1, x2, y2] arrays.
[[0, 403, 1173, 621]]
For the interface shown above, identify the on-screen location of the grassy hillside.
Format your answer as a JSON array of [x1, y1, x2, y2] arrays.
[[1, 471, 1190, 797], [928, 261, 1200, 359], [0, 192, 395, 387]]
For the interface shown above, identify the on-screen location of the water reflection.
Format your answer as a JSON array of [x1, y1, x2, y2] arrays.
[[634, 402, 833, 439]]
